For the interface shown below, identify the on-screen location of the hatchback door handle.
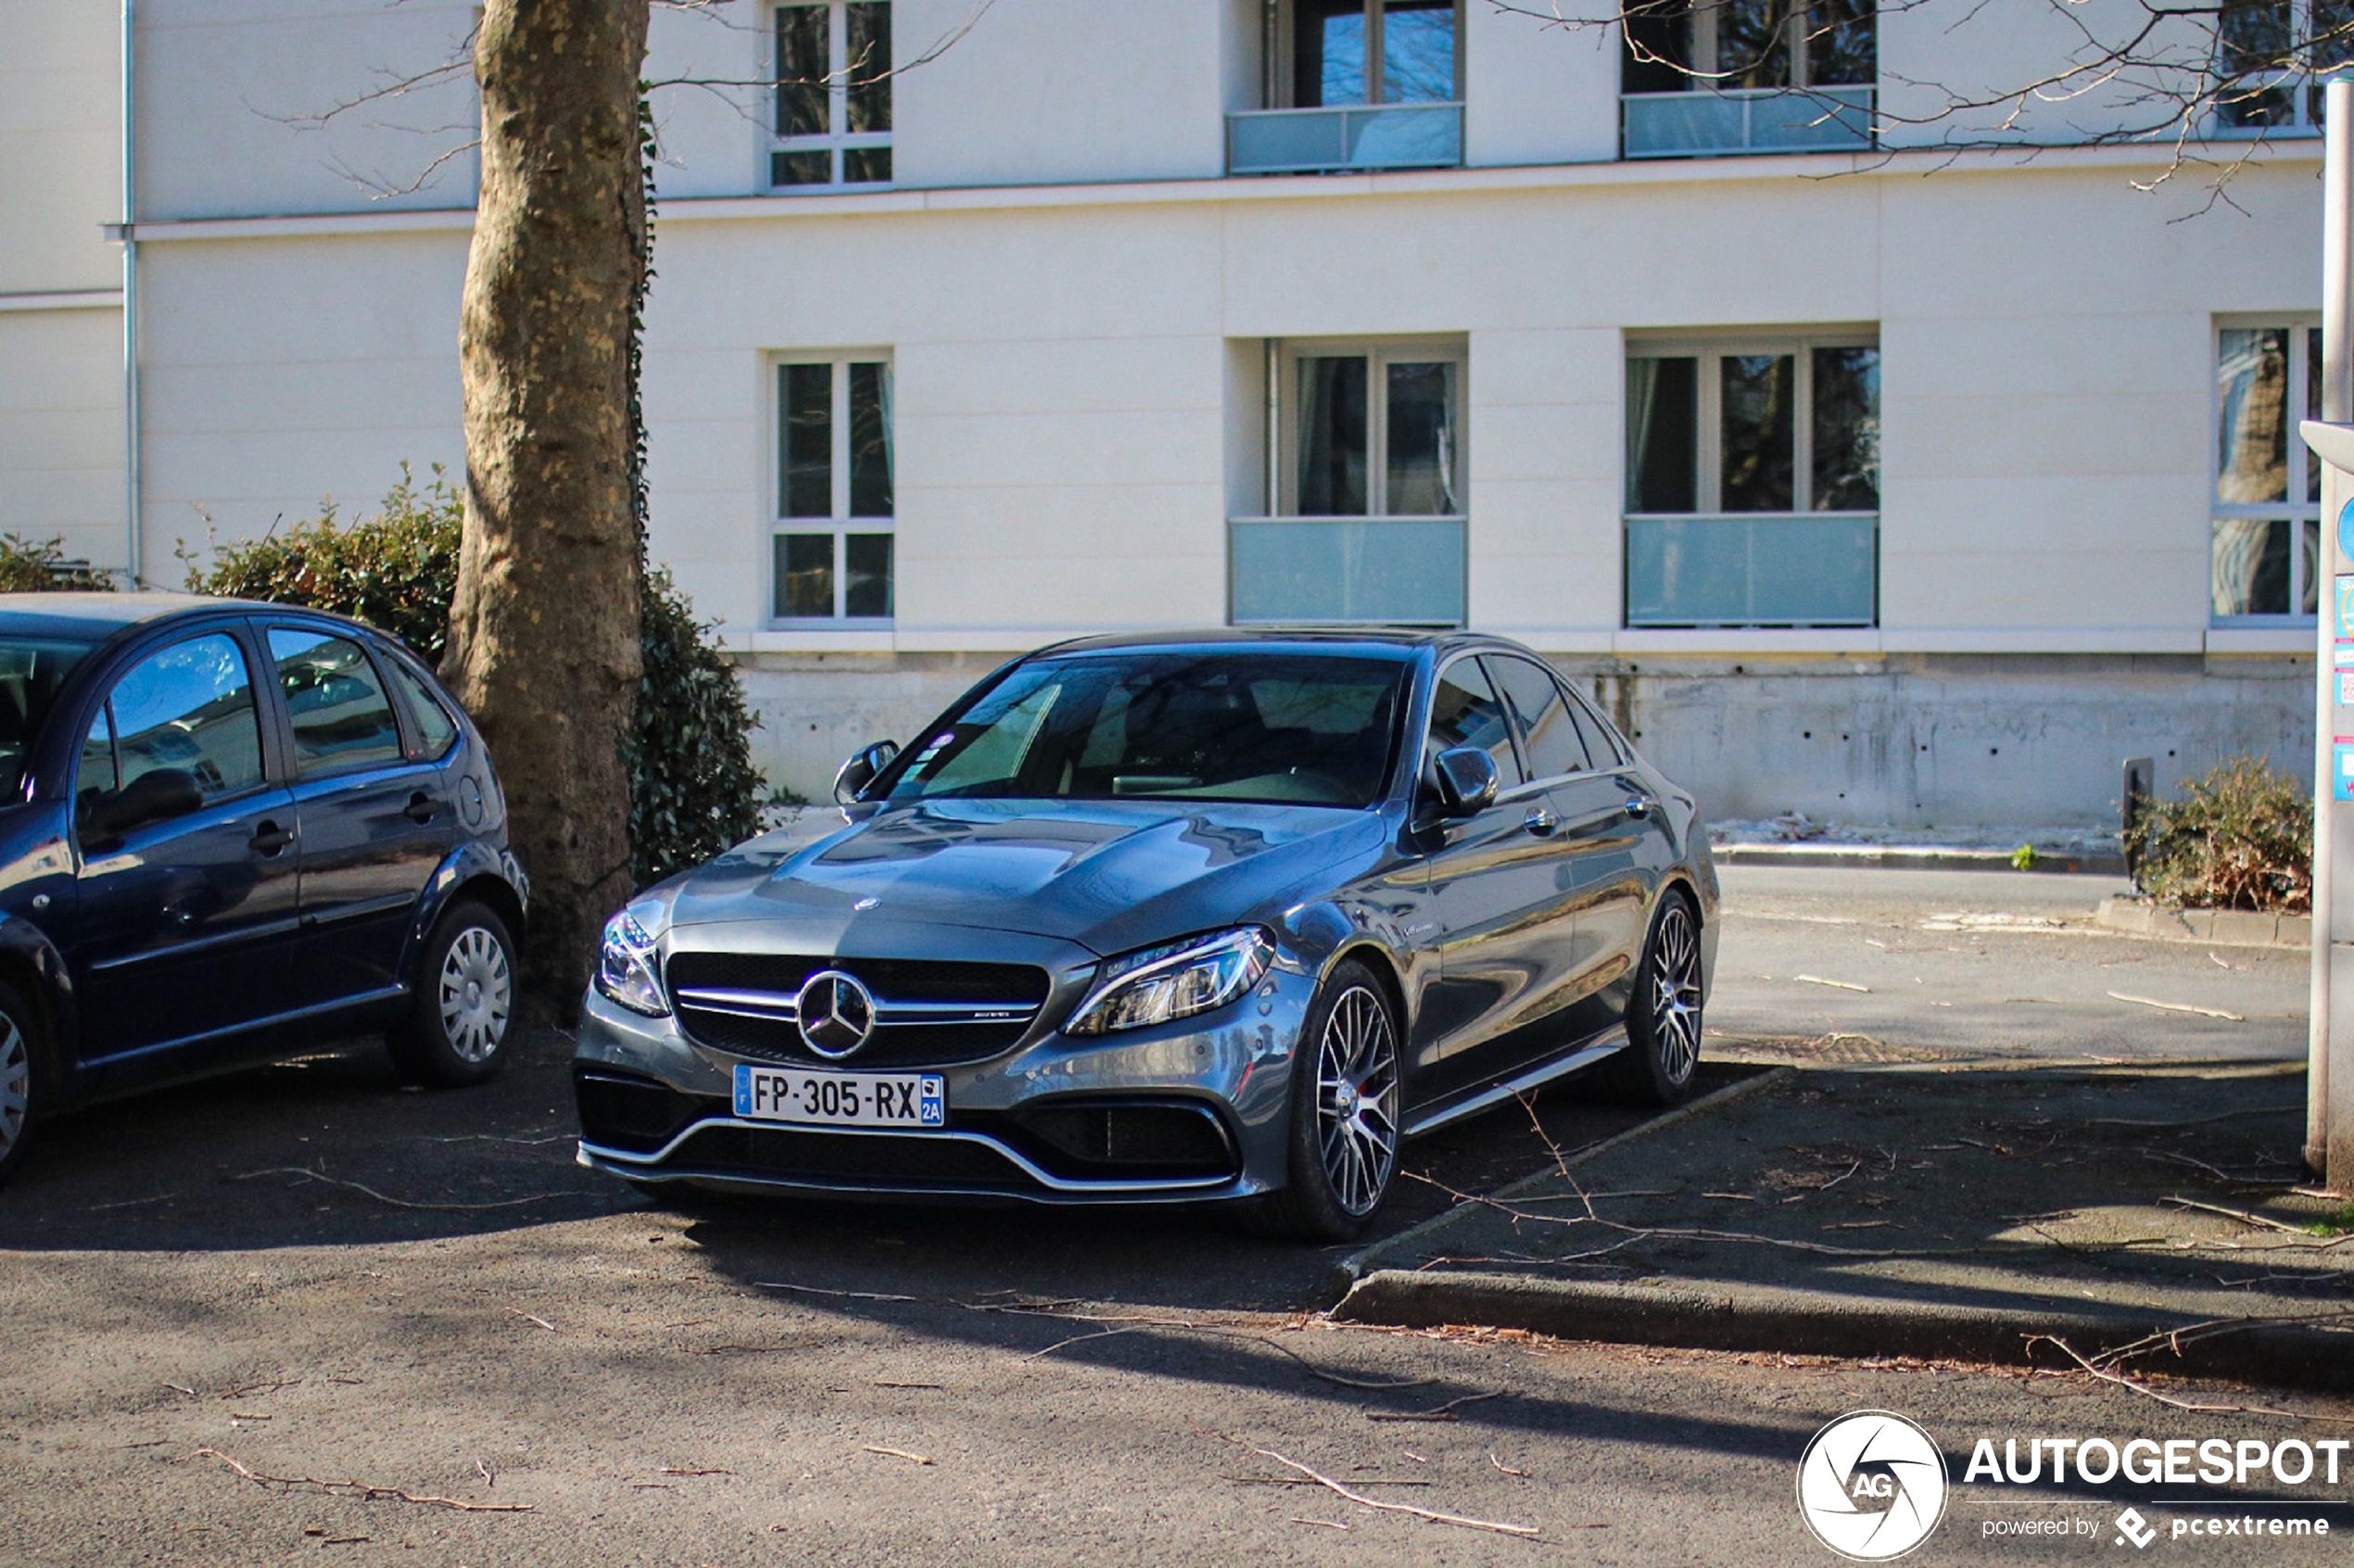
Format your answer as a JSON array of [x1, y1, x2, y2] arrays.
[[1624, 796, 1653, 819], [404, 792, 439, 824], [249, 820, 295, 855], [1523, 807, 1558, 837]]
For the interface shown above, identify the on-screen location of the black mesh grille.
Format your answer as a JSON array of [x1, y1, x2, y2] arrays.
[[664, 952, 1052, 1069], [1002, 1101, 1239, 1181], [575, 1069, 715, 1155], [664, 1124, 1031, 1190]]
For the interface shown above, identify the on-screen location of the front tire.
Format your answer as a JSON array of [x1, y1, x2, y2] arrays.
[[389, 899, 518, 1087], [1596, 891, 1703, 1106], [0, 982, 43, 1185], [1250, 958, 1402, 1244]]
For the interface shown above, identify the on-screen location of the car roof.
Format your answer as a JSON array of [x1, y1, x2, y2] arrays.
[[1037, 627, 1472, 660], [0, 591, 356, 642]]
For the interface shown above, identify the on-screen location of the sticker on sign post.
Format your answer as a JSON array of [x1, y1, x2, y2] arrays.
[[2340, 495, 2354, 563], [2336, 740, 2354, 802], [2338, 577, 2354, 640]]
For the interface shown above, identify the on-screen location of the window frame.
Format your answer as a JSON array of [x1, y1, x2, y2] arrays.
[[2211, 313, 2322, 626], [1424, 651, 1527, 792], [1274, 0, 1466, 109], [768, 349, 896, 628], [1275, 336, 1469, 519], [2211, 0, 2346, 137], [1622, 329, 1879, 517], [770, 0, 893, 191], [80, 627, 273, 815], [263, 624, 416, 781]]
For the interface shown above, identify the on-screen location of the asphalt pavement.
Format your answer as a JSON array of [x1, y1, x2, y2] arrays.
[[0, 865, 2336, 1565]]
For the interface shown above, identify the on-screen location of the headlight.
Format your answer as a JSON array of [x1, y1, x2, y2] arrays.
[[595, 898, 671, 1017], [1063, 927, 1273, 1037]]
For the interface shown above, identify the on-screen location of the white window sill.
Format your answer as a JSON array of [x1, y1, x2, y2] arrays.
[[719, 627, 900, 654]]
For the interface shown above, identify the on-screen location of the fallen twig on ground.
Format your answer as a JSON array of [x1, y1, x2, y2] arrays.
[[230, 1167, 578, 1212], [1794, 975, 1870, 993], [1234, 1441, 1538, 1536], [1250, 1334, 1438, 1391], [505, 1308, 556, 1332], [2162, 1196, 2310, 1234], [1489, 1452, 1527, 1477], [1366, 1391, 1505, 1423], [1293, 1516, 1351, 1530], [2145, 1150, 2304, 1184], [2088, 1106, 2303, 1129], [756, 1282, 918, 1302], [862, 1445, 933, 1465], [180, 1448, 533, 1511], [659, 1466, 734, 1476], [2106, 992, 2244, 1021], [2027, 1337, 2354, 1424]]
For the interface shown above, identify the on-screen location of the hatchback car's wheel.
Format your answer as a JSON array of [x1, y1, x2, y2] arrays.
[[389, 899, 518, 1087], [1596, 892, 1703, 1106], [0, 981, 45, 1185], [1251, 958, 1401, 1243]]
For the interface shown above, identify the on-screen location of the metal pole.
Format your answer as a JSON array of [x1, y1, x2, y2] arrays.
[[2317, 79, 2354, 1182], [120, 0, 140, 588]]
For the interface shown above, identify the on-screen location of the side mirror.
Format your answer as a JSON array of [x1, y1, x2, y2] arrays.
[[832, 740, 901, 807], [1430, 747, 1500, 817], [84, 767, 203, 839]]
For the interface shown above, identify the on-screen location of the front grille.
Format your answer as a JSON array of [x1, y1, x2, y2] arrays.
[[664, 952, 1052, 1069], [664, 1123, 1031, 1191]]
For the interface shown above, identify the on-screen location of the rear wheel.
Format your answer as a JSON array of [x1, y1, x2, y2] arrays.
[[1250, 958, 1402, 1243], [0, 981, 45, 1185], [389, 900, 518, 1087], [1595, 891, 1703, 1106]]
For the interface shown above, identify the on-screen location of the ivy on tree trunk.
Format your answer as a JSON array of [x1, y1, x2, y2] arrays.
[[446, 0, 651, 1007]]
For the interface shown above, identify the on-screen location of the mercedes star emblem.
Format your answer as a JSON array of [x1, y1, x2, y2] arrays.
[[795, 969, 877, 1058]]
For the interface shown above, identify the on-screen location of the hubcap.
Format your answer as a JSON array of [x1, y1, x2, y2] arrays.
[[438, 926, 513, 1064], [1650, 904, 1702, 1083], [0, 1015, 25, 1161], [1315, 985, 1399, 1218]]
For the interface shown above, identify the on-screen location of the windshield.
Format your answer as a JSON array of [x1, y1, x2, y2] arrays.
[[876, 651, 1410, 808], [0, 638, 96, 800]]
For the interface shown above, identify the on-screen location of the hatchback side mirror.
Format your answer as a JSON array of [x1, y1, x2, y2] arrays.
[[833, 740, 901, 806], [84, 767, 203, 840], [1430, 747, 1500, 817]]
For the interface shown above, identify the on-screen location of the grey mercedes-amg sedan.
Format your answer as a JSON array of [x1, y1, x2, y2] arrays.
[[572, 629, 1716, 1240]]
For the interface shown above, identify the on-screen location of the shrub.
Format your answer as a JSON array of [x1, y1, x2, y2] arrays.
[[2133, 754, 2311, 914], [0, 535, 114, 592], [184, 467, 765, 889]]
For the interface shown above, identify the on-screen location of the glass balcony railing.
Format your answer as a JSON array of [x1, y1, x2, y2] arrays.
[[1230, 517, 1466, 626], [1622, 86, 1874, 158], [1625, 512, 1878, 627], [1227, 103, 1465, 175]]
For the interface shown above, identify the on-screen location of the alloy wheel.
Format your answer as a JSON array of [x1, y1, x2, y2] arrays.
[[1649, 902, 1703, 1083], [1315, 984, 1399, 1217], [0, 1015, 25, 1162], [438, 926, 514, 1063]]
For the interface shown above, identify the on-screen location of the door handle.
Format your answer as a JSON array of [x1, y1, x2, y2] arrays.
[[403, 792, 440, 824], [1624, 796, 1654, 819], [249, 820, 295, 855], [1522, 807, 1559, 837]]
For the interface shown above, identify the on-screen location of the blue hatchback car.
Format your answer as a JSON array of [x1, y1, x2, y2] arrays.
[[0, 593, 528, 1182]]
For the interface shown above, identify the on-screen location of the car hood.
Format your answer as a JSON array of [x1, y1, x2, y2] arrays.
[[665, 798, 1389, 954]]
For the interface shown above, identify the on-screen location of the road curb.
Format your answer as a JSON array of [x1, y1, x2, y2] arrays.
[[1329, 1066, 1794, 1298], [1328, 1271, 2354, 1394], [2095, 897, 2311, 951], [1714, 843, 2127, 876]]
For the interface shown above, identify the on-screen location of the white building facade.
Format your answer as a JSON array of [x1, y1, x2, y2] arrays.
[[0, 0, 2331, 825]]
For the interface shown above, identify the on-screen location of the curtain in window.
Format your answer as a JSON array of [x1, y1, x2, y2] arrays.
[[1297, 357, 1369, 515], [1386, 361, 1458, 514], [1624, 356, 1696, 513]]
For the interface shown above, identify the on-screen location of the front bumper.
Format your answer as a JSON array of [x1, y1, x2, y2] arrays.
[[571, 939, 1320, 1206]]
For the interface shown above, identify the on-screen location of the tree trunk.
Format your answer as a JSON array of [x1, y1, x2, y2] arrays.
[[447, 0, 650, 1008]]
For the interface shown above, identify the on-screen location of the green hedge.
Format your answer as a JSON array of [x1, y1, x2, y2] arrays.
[[187, 465, 765, 888], [2133, 755, 2311, 914], [0, 535, 115, 592]]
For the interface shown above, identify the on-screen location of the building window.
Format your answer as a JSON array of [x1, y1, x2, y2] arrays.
[[1231, 340, 1467, 626], [1624, 334, 1879, 626], [2213, 322, 2322, 622], [1230, 1, 1463, 173], [774, 356, 893, 624], [2214, 0, 2354, 134], [1620, 0, 1874, 157], [772, 1, 891, 189]]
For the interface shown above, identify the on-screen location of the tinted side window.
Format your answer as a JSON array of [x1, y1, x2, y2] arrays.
[[108, 633, 264, 800], [1425, 659, 1522, 787], [270, 629, 404, 777], [386, 657, 460, 760], [1486, 655, 1592, 781], [1564, 688, 1626, 769]]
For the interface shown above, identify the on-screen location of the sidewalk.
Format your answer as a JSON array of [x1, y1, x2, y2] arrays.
[[1335, 1056, 2354, 1392]]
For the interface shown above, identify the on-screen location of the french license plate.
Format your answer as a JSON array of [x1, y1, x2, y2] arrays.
[[733, 1064, 945, 1129]]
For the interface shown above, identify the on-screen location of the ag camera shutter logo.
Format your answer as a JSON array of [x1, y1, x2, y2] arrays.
[[1796, 1410, 1949, 1561]]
